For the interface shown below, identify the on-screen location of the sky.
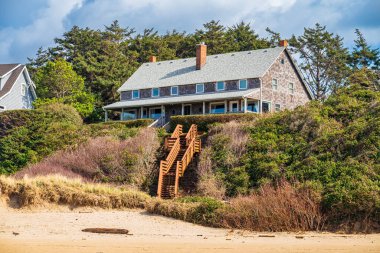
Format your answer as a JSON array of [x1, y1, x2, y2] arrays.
[[0, 0, 379, 64]]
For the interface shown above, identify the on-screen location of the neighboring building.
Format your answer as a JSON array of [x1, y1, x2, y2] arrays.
[[0, 64, 37, 111], [103, 40, 313, 122]]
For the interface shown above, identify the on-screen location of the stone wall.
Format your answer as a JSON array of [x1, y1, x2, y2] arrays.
[[261, 50, 311, 112]]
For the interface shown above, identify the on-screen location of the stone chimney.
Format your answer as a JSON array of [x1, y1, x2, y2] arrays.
[[149, 56, 157, 63], [279, 40, 288, 47], [196, 42, 207, 70]]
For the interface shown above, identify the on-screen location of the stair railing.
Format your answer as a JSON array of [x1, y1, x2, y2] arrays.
[[164, 124, 183, 149], [157, 137, 180, 197]]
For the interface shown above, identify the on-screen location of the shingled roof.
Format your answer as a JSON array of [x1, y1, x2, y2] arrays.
[[0, 64, 20, 77], [0, 64, 25, 99], [118, 47, 286, 92]]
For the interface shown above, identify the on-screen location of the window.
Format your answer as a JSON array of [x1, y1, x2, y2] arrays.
[[122, 110, 137, 120], [246, 101, 259, 113], [275, 104, 281, 112], [272, 79, 278, 91], [171, 86, 178, 96], [210, 103, 225, 114], [152, 88, 160, 97], [239, 79, 247, 90], [262, 101, 271, 113], [281, 58, 285, 64], [21, 83, 26, 96], [150, 107, 162, 119], [196, 83, 204, 93], [132, 90, 139, 99], [288, 82, 294, 94], [216, 81, 225, 91]]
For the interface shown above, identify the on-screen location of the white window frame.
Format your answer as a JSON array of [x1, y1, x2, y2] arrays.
[[272, 79, 278, 91], [262, 101, 272, 113], [183, 104, 192, 115], [288, 82, 294, 94], [21, 83, 26, 96], [216, 81, 225, 91], [209, 102, 226, 114], [196, 83, 204, 93], [132, 90, 140, 99], [171, 86, 179, 96], [149, 107, 162, 119], [275, 104, 281, 112], [151, 87, 160, 97], [122, 109, 137, 120], [239, 79, 248, 90], [229, 100, 239, 113]]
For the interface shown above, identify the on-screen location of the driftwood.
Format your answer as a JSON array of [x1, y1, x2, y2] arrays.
[[82, 228, 129, 234]]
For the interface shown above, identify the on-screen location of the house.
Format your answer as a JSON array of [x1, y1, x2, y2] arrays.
[[103, 40, 313, 123], [0, 64, 37, 111]]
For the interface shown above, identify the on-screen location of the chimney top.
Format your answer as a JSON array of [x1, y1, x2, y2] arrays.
[[196, 43, 207, 70], [279, 40, 288, 47], [149, 56, 157, 63]]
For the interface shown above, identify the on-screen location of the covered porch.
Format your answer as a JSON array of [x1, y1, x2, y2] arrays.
[[103, 89, 266, 122]]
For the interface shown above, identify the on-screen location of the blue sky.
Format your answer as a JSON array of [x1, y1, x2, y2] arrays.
[[0, 0, 379, 64]]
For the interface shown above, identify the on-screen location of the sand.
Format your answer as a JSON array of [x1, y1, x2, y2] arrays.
[[0, 201, 379, 253]]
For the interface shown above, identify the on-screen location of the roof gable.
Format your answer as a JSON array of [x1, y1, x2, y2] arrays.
[[118, 47, 285, 92]]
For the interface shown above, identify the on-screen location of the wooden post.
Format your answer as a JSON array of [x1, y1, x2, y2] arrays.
[[121, 108, 124, 121], [157, 163, 164, 198], [244, 97, 247, 113], [224, 100, 228, 113], [202, 101, 205, 115], [181, 103, 184, 115], [174, 161, 180, 196], [140, 106, 144, 118], [104, 110, 108, 122]]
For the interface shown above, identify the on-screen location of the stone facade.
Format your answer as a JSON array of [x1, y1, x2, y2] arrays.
[[260, 50, 311, 112]]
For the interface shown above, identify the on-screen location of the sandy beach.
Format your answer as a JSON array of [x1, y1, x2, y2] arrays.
[[0, 201, 379, 253]]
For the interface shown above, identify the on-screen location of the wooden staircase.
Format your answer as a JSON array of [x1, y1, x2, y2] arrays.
[[157, 124, 201, 199]]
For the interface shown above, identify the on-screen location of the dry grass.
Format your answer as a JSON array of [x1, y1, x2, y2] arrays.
[[0, 175, 150, 209], [16, 128, 160, 188], [220, 181, 325, 231]]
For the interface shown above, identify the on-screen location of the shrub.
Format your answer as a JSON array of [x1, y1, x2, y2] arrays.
[[0, 104, 85, 174], [15, 128, 160, 189], [170, 113, 259, 132], [0, 175, 149, 209]]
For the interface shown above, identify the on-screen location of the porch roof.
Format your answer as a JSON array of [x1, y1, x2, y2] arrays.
[[103, 89, 260, 109]]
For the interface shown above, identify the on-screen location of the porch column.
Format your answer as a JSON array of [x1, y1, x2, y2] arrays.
[[161, 105, 165, 119], [140, 106, 144, 118], [121, 108, 124, 120], [244, 97, 248, 113], [181, 103, 184, 115], [104, 110, 108, 122], [202, 101, 206, 115], [224, 100, 228, 113]]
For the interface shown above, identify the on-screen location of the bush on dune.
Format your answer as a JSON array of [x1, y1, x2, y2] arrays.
[[16, 128, 160, 189]]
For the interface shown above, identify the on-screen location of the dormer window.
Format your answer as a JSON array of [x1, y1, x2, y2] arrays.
[[132, 90, 139, 99], [21, 83, 26, 96], [196, 83, 204, 93], [239, 79, 247, 90], [171, 86, 178, 96], [216, 81, 225, 91], [152, 87, 160, 97]]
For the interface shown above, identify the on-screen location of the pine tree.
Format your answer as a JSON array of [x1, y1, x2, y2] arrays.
[[349, 29, 380, 70], [289, 23, 350, 100]]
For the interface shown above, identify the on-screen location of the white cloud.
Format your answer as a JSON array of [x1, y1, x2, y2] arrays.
[[0, 0, 83, 63]]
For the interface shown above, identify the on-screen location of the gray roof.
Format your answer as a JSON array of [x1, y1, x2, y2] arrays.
[[0, 64, 20, 77], [118, 47, 285, 92], [104, 89, 259, 109]]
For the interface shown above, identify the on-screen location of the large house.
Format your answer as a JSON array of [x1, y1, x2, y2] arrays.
[[103, 40, 312, 123], [0, 64, 37, 111]]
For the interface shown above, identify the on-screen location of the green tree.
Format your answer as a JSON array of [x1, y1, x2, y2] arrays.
[[33, 59, 94, 118], [289, 23, 350, 100], [225, 22, 269, 51], [349, 29, 380, 70], [194, 20, 229, 55]]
